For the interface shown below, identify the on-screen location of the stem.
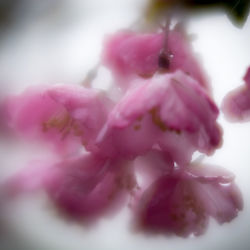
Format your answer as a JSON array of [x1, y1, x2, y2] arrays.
[[81, 63, 100, 87], [158, 15, 172, 71]]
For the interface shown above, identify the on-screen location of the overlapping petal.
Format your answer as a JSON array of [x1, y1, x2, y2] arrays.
[[102, 24, 209, 91], [0, 19, 243, 239], [5, 84, 112, 154], [97, 71, 221, 164], [133, 161, 243, 237], [5, 153, 136, 222], [222, 67, 250, 122]]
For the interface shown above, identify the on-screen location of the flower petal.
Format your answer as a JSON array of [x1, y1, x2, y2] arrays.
[[134, 174, 209, 237], [97, 71, 221, 163], [102, 24, 209, 91], [189, 163, 243, 224], [222, 67, 250, 122], [133, 162, 242, 237], [4, 153, 136, 222], [48, 84, 113, 152], [5, 85, 111, 154]]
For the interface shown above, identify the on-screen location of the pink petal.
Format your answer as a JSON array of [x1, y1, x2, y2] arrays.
[[48, 85, 113, 152], [189, 163, 243, 224], [133, 163, 242, 237], [5, 85, 111, 154], [102, 24, 209, 91], [97, 112, 161, 159], [222, 67, 250, 122], [97, 71, 221, 164], [186, 163, 235, 183], [47, 156, 136, 221], [134, 174, 209, 237], [5, 153, 136, 222]]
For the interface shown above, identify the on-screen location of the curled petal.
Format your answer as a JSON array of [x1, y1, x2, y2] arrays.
[[134, 174, 209, 237], [186, 164, 243, 224], [4, 153, 136, 222], [102, 24, 209, 91], [133, 162, 242, 237], [186, 163, 235, 183], [5, 85, 111, 154], [97, 112, 161, 159], [193, 179, 243, 224], [97, 71, 221, 163], [222, 67, 250, 122], [48, 85, 113, 152]]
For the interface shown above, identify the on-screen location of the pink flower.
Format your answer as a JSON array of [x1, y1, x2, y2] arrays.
[[102, 24, 209, 91], [132, 161, 243, 237], [5, 153, 137, 222], [222, 67, 250, 122], [97, 71, 221, 164], [0, 23, 243, 238], [5, 84, 112, 154]]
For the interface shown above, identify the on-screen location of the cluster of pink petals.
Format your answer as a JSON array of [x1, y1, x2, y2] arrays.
[[97, 70, 221, 164], [5, 84, 112, 154], [6, 154, 136, 222], [102, 24, 209, 92], [222, 67, 250, 122], [2, 24, 242, 237], [133, 153, 242, 237]]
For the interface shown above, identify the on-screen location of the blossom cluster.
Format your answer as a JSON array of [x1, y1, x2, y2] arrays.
[[2, 23, 243, 237], [222, 67, 250, 122]]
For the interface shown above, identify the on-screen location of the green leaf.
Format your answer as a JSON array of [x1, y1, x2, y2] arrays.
[[147, 0, 250, 26]]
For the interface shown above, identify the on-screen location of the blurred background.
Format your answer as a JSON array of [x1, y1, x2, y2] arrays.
[[0, 0, 250, 249]]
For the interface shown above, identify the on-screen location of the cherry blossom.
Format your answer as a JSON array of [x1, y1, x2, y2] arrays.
[[5, 84, 112, 154], [102, 24, 209, 91], [0, 18, 243, 238], [97, 71, 221, 164], [132, 159, 243, 237], [5, 153, 136, 222], [222, 67, 250, 122]]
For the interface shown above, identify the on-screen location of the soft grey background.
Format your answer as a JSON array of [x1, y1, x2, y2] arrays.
[[0, 0, 250, 249]]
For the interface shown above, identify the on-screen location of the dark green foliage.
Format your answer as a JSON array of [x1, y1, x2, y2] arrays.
[[148, 0, 250, 26], [184, 0, 250, 26]]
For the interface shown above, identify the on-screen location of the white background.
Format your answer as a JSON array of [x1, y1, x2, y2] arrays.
[[0, 0, 250, 249]]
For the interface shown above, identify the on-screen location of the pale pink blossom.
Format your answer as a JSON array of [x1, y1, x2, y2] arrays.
[[97, 71, 221, 164], [222, 67, 250, 122], [102, 24, 209, 91], [5, 153, 136, 222], [5, 84, 112, 154], [0, 24, 243, 238], [133, 161, 243, 237]]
